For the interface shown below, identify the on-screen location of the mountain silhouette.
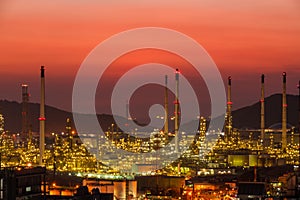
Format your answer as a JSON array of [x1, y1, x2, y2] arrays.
[[0, 93, 298, 134], [232, 94, 298, 129]]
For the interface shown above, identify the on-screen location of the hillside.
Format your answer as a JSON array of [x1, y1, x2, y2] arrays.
[[0, 93, 298, 133], [232, 94, 298, 129], [0, 100, 115, 134]]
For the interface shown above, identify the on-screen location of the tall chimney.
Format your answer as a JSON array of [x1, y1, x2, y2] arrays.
[[39, 66, 45, 165], [282, 72, 287, 150], [22, 84, 29, 137], [260, 74, 265, 148], [298, 80, 300, 134], [225, 76, 233, 143], [174, 69, 180, 153], [164, 75, 169, 137]]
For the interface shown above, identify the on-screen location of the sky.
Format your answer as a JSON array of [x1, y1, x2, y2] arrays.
[[0, 0, 300, 122]]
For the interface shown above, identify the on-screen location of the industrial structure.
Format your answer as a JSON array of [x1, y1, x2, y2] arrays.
[[0, 166, 46, 200], [282, 72, 287, 150], [164, 75, 169, 138], [299, 80, 300, 132], [174, 68, 180, 153], [224, 76, 233, 143], [260, 74, 265, 147], [21, 84, 29, 138], [39, 66, 45, 166]]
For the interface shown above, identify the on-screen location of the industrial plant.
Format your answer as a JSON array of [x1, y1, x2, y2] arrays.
[[0, 66, 299, 200]]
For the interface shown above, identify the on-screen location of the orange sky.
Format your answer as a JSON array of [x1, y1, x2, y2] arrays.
[[0, 0, 300, 116]]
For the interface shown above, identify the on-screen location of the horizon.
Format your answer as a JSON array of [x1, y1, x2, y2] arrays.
[[0, 92, 298, 115]]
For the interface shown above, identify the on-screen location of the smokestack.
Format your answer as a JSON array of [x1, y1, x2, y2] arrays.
[[39, 66, 45, 165], [282, 72, 287, 150], [225, 76, 232, 143], [298, 80, 300, 133], [164, 75, 169, 137], [22, 84, 29, 137], [175, 69, 180, 153], [260, 74, 265, 148]]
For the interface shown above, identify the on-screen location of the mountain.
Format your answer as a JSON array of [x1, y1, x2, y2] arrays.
[[0, 93, 298, 133], [0, 100, 116, 134], [232, 94, 298, 129]]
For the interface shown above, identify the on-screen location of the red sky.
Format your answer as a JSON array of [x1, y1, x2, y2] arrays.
[[0, 0, 300, 118]]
